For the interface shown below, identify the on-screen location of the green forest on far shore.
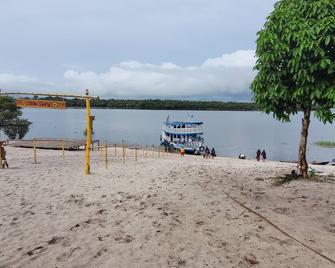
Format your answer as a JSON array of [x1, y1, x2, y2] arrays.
[[27, 97, 259, 111]]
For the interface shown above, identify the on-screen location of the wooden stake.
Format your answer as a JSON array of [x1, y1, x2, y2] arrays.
[[105, 142, 108, 169], [62, 140, 65, 160], [33, 138, 37, 164], [0, 146, 2, 169], [145, 145, 148, 159], [114, 144, 117, 157], [122, 141, 125, 164]]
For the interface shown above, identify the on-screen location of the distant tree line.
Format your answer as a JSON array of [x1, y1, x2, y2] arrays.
[[31, 97, 260, 111]]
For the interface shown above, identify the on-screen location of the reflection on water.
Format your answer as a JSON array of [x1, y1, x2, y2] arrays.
[[16, 108, 335, 161]]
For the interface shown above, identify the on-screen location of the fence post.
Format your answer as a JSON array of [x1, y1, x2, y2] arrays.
[[33, 138, 37, 164], [105, 142, 108, 169], [135, 148, 138, 162], [0, 146, 2, 169], [114, 144, 117, 157], [62, 140, 65, 160], [122, 140, 125, 164]]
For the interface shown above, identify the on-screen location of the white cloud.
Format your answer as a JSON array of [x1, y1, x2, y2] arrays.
[[64, 50, 256, 97], [203, 50, 255, 67], [0, 50, 256, 98]]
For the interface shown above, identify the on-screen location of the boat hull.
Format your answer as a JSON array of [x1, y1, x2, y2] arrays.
[[160, 139, 203, 155]]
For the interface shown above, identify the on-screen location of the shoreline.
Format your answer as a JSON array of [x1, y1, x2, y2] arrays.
[[6, 142, 333, 165]]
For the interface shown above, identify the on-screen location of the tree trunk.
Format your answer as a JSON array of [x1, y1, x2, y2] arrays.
[[298, 108, 311, 179]]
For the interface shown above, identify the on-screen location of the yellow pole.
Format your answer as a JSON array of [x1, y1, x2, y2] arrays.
[[122, 141, 125, 164], [85, 90, 92, 175], [105, 142, 108, 169], [33, 138, 37, 164], [62, 140, 65, 160]]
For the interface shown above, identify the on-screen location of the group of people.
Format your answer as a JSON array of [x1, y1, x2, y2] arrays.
[[256, 149, 267, 161], [203, 146, 216, 159], [0, 142, 9, 168]]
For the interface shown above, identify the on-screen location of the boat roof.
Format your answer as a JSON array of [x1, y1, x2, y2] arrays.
[[164, 121, 203, 126], [163, 130, 204, 135]]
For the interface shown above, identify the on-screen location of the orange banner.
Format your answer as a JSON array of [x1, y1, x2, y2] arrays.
[[16, 99, 66, 109]]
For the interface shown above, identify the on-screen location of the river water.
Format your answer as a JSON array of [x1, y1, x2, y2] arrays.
[[18, 108, 334, 161]]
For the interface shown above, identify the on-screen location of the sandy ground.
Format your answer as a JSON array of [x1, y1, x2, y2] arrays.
[[0, 146, 335, 268]]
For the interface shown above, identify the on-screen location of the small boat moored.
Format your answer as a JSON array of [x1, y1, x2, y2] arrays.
[[311, 161, 329, 165]]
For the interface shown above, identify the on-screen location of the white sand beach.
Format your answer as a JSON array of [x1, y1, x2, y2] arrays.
[[1, 147, 335, 268]]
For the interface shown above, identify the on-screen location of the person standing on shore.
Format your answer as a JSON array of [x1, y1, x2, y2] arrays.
[[180, 147, 185, 157], [0, 142, 9, 168], [210, 148, 216, 159], [261, 150, 267, 161], [256, 149, 261, 161], [204, 147, 210, 159]]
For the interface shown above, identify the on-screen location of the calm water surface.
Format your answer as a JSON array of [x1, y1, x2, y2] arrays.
[[19, 109, 335, 161]]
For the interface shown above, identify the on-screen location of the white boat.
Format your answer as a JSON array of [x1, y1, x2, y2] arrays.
[[160, 116, 205, 154]]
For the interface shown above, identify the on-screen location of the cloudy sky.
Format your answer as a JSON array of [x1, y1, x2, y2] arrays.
[[0, 0, 277, 100]]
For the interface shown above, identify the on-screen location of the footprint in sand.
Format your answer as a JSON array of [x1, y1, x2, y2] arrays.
[[47, 236, 64, 245], [167, 256, 186, 267], [26, 245, 47, 256], [94, 247, 108, 258], [273, 207, 289, 215], [207, 239, 227, 249], [56, 247, 81, 262], [114, 234, 135, 243], [70, 223, 80, 231]]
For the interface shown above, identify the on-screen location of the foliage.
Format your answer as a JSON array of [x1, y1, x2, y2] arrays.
[[315, 140, 335, 148], [0, 96, 31, 139], [308, 167, 316, 177], [251, 0, 335, 122]]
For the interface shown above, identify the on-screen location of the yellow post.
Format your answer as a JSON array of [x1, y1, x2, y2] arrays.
[[105, 142, 108, 169], [84, 90, 92, 175], [145, 145, 148, 159], [62, 140, 65, 160], [122, 141, 125, 164], [33, 138, 37, 164], [135, 148, 138, 162]]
